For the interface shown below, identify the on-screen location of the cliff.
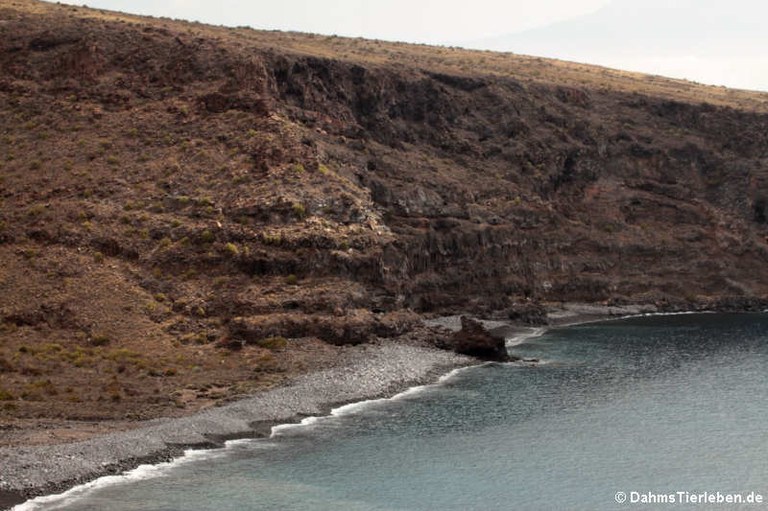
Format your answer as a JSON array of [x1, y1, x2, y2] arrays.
[[1, 0, 768, 427]]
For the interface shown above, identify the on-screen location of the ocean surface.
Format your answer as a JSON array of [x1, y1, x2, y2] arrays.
[[19, 313, 768, 510]]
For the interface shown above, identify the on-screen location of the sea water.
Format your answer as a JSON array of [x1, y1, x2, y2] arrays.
[[19, 313, 768, 510]]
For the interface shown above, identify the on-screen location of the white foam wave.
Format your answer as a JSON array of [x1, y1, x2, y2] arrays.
[[12, 448, 218, 511], [269, 415, 323, 436], [506, 327, 547, 347], [595, 309, 716, 325], [268, 364, 478, 438]]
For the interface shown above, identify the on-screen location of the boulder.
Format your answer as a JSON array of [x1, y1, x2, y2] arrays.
[[450, 316, 510, 362]]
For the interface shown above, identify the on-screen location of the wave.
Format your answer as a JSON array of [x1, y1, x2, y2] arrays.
[[505, 327, 547, 347], [269, 364, 480, 438], [13, 448, 222, 511]]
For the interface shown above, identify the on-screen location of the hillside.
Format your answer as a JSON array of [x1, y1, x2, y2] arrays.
[[2, 0, 768, 437]]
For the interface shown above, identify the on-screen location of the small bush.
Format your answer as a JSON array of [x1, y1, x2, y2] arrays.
[[107, 348, 142, 363], [286, 274, 298, 285], [197, 196, 214, 207], [262, 233, 282, 246], [292, 202, 306, 219], [180, 333, 207, 345], [90, 333, 111, 346], [224, 242, 239, 256], [199, 229, 215, 243], [27, 204, 46, 217], [257, 337, 287, 351], [0, 388, 15, 401]]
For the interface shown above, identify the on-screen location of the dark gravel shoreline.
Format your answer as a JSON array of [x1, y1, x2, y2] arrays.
[[0, 342, 473, 510]]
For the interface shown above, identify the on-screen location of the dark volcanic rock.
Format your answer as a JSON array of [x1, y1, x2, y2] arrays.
[[450, 316, 510, 362], [506, 301, 548, 326]]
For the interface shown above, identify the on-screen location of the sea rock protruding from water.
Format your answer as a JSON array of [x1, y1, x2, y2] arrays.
[[450, 316, 510, 362]]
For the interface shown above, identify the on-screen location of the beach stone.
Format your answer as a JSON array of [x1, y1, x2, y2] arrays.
[[449, 316, 510, 362]]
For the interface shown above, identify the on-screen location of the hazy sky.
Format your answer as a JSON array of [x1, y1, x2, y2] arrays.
[[54, 0, 768, 92]]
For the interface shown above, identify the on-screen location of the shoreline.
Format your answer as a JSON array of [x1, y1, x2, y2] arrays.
[[1, 304, 754, 509], [0, 341, 475, 510]]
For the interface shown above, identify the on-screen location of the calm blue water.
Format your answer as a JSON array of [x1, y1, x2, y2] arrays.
[[21, 313, 768, 510]]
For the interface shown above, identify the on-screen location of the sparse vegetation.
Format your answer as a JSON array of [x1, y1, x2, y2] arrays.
[[292, 202, 306, 219], [257, 337, 287, 350], [90, 333, 111, 347]]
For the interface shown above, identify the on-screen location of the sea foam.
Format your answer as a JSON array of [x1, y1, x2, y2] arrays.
[[12, 448, 220, 511]]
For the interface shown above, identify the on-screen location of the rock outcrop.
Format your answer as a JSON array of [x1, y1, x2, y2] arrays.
[[448, 317, 511, 362]]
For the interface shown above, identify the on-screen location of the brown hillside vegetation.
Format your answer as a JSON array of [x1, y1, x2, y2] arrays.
[[2, 0, 768, 437]]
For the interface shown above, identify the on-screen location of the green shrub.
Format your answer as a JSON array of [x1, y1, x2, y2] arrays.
[[292, 202, 306, 219], [286, 274, 298, 285], [224, 242, 239, 256], [262, 233, 282, 245], [257, 337, 287, 351]]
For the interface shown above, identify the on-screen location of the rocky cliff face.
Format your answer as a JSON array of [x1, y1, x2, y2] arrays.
[[1, 0, 768, 422], [262, 53, 768, 312]]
